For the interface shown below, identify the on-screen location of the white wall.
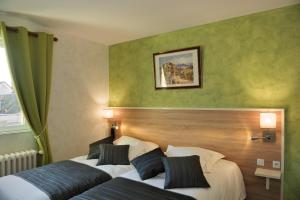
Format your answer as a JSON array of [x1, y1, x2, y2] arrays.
[[0, 131, 36, 155], [0, 15, 110, 160], [49, 34, 109, 161]]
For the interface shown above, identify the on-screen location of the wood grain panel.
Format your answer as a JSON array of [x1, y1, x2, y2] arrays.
[[112, 108, 283, 200]]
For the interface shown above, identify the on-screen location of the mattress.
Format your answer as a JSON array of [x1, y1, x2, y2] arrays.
[[121, 159, 246, 200], [0, 155, 133, 200]]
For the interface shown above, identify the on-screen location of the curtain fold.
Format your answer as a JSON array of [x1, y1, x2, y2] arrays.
[[0, 22, 53, 164]]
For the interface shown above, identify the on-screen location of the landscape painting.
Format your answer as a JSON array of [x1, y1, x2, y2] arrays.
[[153, 47, 201, 89]]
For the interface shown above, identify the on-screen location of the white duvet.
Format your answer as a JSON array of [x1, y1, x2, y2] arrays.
[[121, 159, 246, 200], [0, 155, 133, 200]]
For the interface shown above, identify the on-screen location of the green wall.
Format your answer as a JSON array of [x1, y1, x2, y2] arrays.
[[109, 5, 300, 199]]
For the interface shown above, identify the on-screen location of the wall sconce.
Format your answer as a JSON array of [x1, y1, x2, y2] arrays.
[[251, 112, 276, 142], [103, 108, 118, 139]]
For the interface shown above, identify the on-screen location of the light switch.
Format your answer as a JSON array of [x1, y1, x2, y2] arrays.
[[272, 161, 281, 169], [257, 158, 264, 166]]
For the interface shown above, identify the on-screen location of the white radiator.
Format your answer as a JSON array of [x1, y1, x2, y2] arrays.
[[0, 150, 37, 177]]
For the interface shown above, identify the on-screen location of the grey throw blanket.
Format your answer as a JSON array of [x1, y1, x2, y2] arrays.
[[15, 160, 112, 200], [70, 177, 196, 200]]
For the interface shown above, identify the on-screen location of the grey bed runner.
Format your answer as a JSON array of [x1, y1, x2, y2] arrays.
[[15, 160, 112, 200], [70, 177, 196, 200]]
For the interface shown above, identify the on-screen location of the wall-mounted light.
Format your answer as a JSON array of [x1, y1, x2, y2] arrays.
[[103, 108, 118, 139], [103, 109, 114, 119], [260, 113, 276, 129], [251, 112, 276, 142]]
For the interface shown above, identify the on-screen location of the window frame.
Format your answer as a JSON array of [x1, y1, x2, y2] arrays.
[[0, 116, 31, 135], [0, 39, 31, 135]]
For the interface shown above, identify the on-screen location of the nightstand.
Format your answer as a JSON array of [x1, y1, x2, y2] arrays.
[[255, 168, 281, 190]]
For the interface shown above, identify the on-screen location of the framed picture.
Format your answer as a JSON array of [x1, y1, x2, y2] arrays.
[[153, 46, 201, 89]]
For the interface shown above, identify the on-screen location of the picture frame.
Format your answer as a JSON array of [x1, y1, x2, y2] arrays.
[[153, 46, 201, 89]]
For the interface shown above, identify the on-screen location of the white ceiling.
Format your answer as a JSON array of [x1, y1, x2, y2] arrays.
[[0, 0, 299, 45]]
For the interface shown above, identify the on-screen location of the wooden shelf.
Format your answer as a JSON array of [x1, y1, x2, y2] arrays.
[[255, 168, 281, 190]]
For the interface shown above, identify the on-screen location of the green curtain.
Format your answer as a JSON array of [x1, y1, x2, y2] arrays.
[[0, 22, 53, 164]]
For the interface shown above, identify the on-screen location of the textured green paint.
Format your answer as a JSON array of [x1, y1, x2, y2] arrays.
[[109, 5, 300, 199]]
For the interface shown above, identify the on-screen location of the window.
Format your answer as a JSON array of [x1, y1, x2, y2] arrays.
[[0, 40, 30, 134]]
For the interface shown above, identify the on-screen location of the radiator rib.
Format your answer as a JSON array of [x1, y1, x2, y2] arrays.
[[0, 150, 37, 177]]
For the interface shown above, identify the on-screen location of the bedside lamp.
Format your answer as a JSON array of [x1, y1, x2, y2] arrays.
[[251, 112, 276, 142], [103, 108, 118, 139]]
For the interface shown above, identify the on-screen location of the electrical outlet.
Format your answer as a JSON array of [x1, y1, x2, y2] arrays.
[[273, 161, 281, 169], [257, 158, 264, 166]]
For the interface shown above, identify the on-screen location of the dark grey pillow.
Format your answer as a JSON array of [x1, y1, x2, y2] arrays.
[[97, 144, 130, 165], [162, 155, 210, 189], [131, 148, 165, 180], [87, 136, 114, 159]]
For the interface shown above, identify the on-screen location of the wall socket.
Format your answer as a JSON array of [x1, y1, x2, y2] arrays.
[[257, 158, 265, 166], [273, 161, 281, 169]]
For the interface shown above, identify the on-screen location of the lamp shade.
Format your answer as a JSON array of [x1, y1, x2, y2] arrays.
[[260, 113, 276, 129], [103, 109, 114, 119]]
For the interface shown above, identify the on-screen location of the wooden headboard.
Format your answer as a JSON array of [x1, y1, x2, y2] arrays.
[[111, 107, 284, 200]]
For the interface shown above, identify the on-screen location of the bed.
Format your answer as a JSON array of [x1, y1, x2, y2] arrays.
[[0, 155, 134, 200], [0, 136, 158, 200], [70, 158, 246, 200], [121, 159, 246, 200]]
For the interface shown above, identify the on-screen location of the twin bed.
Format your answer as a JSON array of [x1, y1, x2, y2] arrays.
[[0, 136, 246, 200], [119, 159, 245, 200], [0, 157, 133, 200]]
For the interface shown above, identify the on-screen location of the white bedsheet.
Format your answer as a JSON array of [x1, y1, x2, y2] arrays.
[[121, 159, 246, 200], [71, 155, 133, 178], [0, 155, 133, 200]]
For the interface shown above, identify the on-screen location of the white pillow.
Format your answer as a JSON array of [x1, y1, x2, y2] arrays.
[[113, 136, 159, 161], [144, 141, 159, 152], [165, 145, 225, 173]]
